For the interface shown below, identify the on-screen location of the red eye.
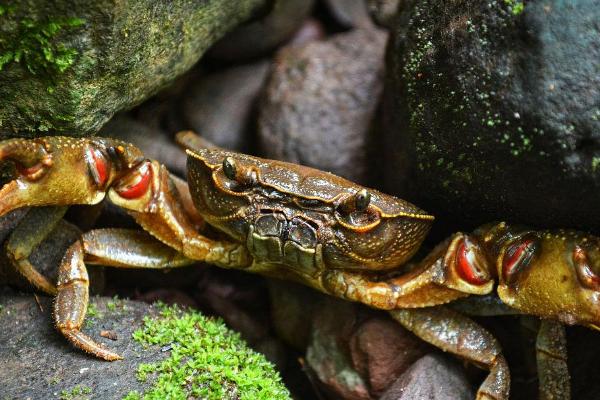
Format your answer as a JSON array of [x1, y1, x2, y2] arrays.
[[115, 161, 152, 199], [456, 237, 489, 285], [502, 237, 539, 284], [573, 245, 600, 291], [85, 145, 110, 188]]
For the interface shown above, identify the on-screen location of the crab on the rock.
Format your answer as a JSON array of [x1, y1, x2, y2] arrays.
[[1, 132, 598, 400]]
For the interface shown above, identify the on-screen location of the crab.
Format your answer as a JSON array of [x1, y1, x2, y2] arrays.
[[1, 132, 598, 400]]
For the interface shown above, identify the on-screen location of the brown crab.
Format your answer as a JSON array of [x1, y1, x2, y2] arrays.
[[1, 132, 598, 399]]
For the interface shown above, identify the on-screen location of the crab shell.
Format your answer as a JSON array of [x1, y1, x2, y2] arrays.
[[186, 148, 435, 274]]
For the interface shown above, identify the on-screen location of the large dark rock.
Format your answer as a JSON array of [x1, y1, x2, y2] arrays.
[[259, 28, 388, 184], [0, 0, 267, 136], [384, 0, 600, 233]]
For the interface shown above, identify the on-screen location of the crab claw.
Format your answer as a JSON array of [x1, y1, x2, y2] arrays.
[[0, 136, 144, 217]]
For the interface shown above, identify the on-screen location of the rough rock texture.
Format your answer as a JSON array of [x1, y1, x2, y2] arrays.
[[0, 0, 267, 136], [208, 0, 315, 61], [379, 353, 474, 400], [0, 290, 166, 399], [259, 28, 388, 184], [182, 61, 271, 152], [384, 0, 600, 232]]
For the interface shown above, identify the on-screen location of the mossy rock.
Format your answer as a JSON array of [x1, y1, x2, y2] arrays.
[[0, 0, 267, 137], [0, 288, 290, 399]]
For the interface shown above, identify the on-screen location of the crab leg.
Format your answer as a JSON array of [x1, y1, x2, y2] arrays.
[[390, 307, 510, 400], [322, 232, 495, 309], [5, 206, 68, 294], [53, 228, 200, 360], [536, 320, 570, 400]]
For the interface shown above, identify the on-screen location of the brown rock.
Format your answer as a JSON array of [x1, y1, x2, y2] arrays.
[[349, 317, 429, 396], [258, 28, 388, 184]]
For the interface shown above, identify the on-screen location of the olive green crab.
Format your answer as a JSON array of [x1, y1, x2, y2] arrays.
[[1, 132, 598, 400]]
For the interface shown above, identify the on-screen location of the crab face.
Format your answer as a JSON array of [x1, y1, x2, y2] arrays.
[[186, 148, 434, 272]]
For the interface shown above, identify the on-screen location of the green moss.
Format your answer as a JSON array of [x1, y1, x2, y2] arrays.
[[592, 157, 600, 172], [504, 0, 525, 15], [0, 5, 84, 90], [60, 385, 92, 400], [125, 304, 290, 400]]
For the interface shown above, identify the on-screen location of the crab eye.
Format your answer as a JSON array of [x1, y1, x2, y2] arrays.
[[85, 144, 110, 188], [354, 189, 371, 211], [501, 235, 540, 284], [223, 157, 237, 180], [573, 245, 600, 291]]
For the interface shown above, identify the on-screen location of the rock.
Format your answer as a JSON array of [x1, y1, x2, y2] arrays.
[[323, 0, 373, 28], [367, 0, 401, 28], [258, 28, 388, 184], [287, 18, 326, 47], [100, 114, 187, 177], [384, 0, 600, 232], [181, 61, 271, 152], [305, 299, 372, 400], [380, 353, 474, 400], [268, 280, 320, 350], [0, 289, 165, 399], [0, 288, 290, 399], [208, 0, 315, 61], [0, 0, 268, 136], [349, 317, 429, 396]]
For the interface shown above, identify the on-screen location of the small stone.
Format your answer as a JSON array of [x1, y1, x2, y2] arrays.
[[380, 353, 474, 400], [258, 28, 388, 184]]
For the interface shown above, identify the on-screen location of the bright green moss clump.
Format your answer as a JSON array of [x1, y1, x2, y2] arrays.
[[124, 304, 291, 400]]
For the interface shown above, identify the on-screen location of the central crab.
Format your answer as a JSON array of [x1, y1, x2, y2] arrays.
[[1, 132, 598, 400]]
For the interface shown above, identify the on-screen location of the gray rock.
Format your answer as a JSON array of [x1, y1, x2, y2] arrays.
[[384, 0, 600, 232], [367, 0, 401, 28], [0, 290, 166, 399], [258, 28, 388, 184], [380, 353, 474, 400], [208, 0, 315, 61], [182, 61, 271, 152], [0, 0, 267, 136]]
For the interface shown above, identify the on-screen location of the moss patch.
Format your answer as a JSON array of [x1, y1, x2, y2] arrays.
[[124, 304, 290, 400], [0, 4, 84, 91], [59, 385, 92, 400]]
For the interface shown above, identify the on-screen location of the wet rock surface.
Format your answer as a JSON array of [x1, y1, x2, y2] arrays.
[[384, 0, 600, 232], [0, 289, 165, 399], [379, 353, 474, 400], [0, 0, 267, 136], [259, 28, 388, 184]]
